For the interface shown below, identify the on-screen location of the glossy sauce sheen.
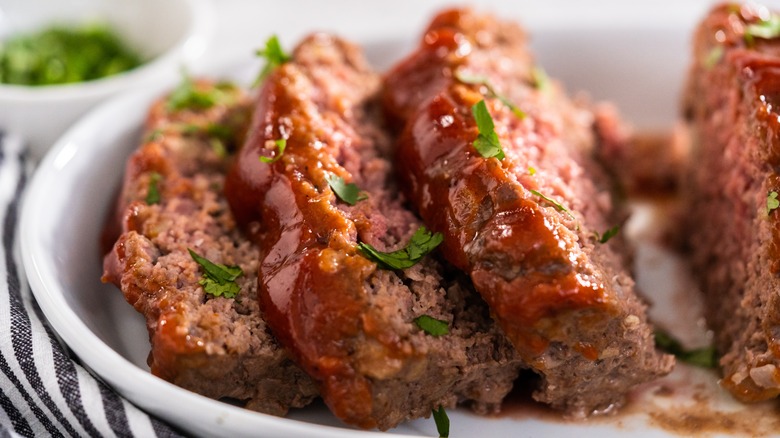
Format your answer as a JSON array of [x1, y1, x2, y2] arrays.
[[224, 37, 427, 429], [384, 10, 607, 359], [683, 3, 780, 403]]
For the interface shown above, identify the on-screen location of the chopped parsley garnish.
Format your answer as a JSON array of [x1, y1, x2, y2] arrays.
[[471, 100, 505, 160], [146, 172, 162, 205], [358, 226, 443, 270], [166, 74, 235, 112], [531, 66, 550, 91], [414, 315, 449, 337], [704, 46, 724, 69], [0, 23, 143, 86], [768, 191, 780, 214], [188, 249, 243, 299], [432, 406, 450, 438], [528, 166, 537, 176], [259, 139, 287, 163], [654, 329, 717, 369], [529, 189, 571, 217], [745, 14, 780, 43], [326, 173, 367, 206], [145, 129, 164, 143], [594, 225, 620, 244], [456, 70, 525, 119], [254, 35, 291, 85]]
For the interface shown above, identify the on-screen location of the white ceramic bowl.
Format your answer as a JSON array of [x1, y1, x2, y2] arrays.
[[0, 0, 213, 160]]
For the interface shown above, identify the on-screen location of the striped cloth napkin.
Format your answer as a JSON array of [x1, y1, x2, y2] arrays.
[[0, 132, 182, 437]]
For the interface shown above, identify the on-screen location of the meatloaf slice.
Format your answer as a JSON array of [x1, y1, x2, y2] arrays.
[[682, 3, 780, 402], [225, 34, 522, 430], [101, 79, 318, 415], [383, 8, 674, 416]]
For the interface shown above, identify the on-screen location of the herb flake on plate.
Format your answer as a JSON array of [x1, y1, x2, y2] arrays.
[[432, 406, 450, 438], [654, 329, 718, 369]]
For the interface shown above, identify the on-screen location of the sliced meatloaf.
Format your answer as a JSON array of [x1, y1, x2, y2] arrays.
[[682, 2, 780, 402], [383, 8, 674, 416], [225, 34, 522, 430], [101, 79, 318, 415]]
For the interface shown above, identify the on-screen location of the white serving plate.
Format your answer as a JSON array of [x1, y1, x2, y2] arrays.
[[20, 1, 780, 437]]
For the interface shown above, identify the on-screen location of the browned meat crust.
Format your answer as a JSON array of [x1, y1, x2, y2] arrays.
[[384, 8, 673, 416], [682, 2, 780, 402], [224, 34, 522, 430], [101, 80, 318, 415]]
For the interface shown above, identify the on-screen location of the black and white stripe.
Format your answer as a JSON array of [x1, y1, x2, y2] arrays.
[[0, 133, 183, 437]]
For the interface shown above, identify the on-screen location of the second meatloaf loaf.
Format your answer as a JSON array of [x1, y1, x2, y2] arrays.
[[682, 3, 780, 402], [384, 8, 674, 416]]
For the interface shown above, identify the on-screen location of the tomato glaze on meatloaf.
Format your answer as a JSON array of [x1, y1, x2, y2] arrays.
[[681, 2, 780, 402], [383, 8, 674, 416], [225, 34, 523, 430], [102, 79, 318, 415]]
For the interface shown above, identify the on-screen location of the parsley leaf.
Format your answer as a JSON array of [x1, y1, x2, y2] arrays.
[[746, 14, 780, 42], [704, 46, 724, 69], [326, 173, 367, 205], [768, 191, 780, 214], [254, 35, 291, 85], [358, 226, 443, 270], [529, 189, 571, 217], [259, 139, 287, 163], [471, 100, 505, 160], [528, 166, 537, 176], [166, 74, 237, 112], [188, 249, 243, 299], [456, 70, 525, 119], [594, 225, 620, 244], [146, 172, 162, 205], [654, 329, 718, 369], [432, 406, 450, 438], [531, 66, 550, 91], [145, 129, 164, 143], [414, 315, 449, 336]]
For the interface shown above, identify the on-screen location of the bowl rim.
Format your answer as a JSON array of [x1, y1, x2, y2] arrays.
[[0, 0, 214, 102]]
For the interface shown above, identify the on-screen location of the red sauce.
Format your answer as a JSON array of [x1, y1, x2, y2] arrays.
[[224, 41, 423, 429], [386, 11, 609, 361]]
